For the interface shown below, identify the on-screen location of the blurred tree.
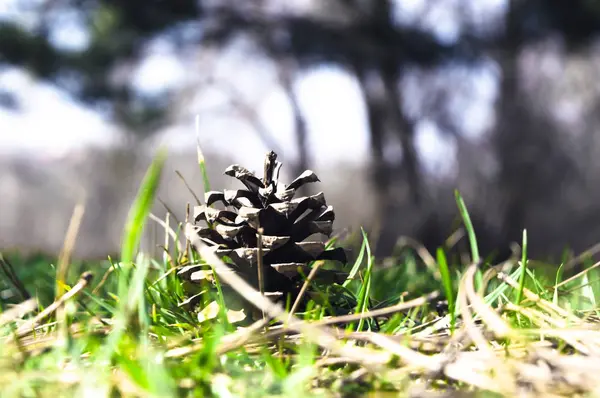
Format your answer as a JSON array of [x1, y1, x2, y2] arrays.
[[492, 0, 600, 255], [0, 0, 202, 133], [3, 0, 600, 257]]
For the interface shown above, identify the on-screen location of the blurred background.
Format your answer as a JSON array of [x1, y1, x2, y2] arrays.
[[1, 0, 600, 261]]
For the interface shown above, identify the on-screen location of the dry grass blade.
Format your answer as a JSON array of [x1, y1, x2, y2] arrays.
[[7, 272, 93, 340], [497, 272, 582, 324], [444, 227, 465, 250], [461, 264, 517, 392], [505, 303, 591, 354], [433, 352, 506, 392], [185, 223, 391, 369], [312, 290, 439, 327], [395, 236, 440, 280], [164, 316, 269, 359], [525, 328, 600, 355], [0, 299, 38, 328], [554, 260, 600, 290], [214, 317, 273, 355], [56, 203, 85, 298], [331, 331, 449, 353], [563, 242, 600, 272], [450, 270, 513, 394], [55, 202, 86, 345], [457, 265, 491, 353], [507, 302, 572, 329], [360, 332, 439, 369], [463, 264, 513, 339], [92, 266, 115, 295], [262, 292, 439, 344], [149, 213, 183, 253]]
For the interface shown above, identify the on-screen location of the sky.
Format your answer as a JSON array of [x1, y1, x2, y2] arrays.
[[0, 0, 504, 174]]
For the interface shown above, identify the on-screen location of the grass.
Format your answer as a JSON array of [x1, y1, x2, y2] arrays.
[[2, 152, 600, 397]]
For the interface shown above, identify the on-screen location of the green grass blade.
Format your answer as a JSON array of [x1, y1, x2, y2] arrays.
[[516, 229, 528, 304], [354, 228, 374, 331], [454, 190, 482, 288], [121, 148, 167, 265], [436, 247, 455, 333], [343, 234, 367, 288], [553, 263, 564, 306], [195, 115, 211, 193], [588, 266, 600, 309], [485, 266, 522, 306], [454, 190, 479, 263], [100, 149, 166, 361]]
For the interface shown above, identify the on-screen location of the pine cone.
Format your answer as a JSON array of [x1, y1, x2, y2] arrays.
[[178, 151, 347, 306]]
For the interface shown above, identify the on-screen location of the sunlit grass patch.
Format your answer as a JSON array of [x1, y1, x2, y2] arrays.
[[2, 150, 600, 397]]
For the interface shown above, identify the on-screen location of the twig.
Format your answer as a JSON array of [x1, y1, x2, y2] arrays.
[[288, 260, 325, 321], [157, 198, 181, 225], [175, 170, 202, 206]]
